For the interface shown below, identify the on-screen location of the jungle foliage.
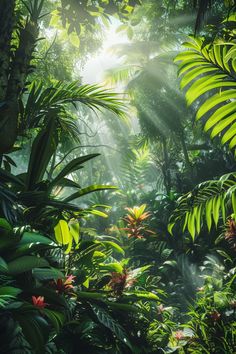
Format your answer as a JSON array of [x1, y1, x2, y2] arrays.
[[0, 0, 236, 353]]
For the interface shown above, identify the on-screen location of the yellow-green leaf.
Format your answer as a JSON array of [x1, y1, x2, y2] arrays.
[[54, 220, 70, 245]]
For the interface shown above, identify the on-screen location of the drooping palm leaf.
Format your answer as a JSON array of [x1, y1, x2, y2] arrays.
[[175, 34, 236, 153], [21, 81, 126, 132], [168, 172, 236, 239]]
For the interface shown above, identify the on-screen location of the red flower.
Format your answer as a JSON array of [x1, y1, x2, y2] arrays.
[[32, 296, 48, 308], [174, 330, 185, 341], [51, 275, 76, 294]]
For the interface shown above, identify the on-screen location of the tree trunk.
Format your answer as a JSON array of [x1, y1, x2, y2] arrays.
[[161, 138, 171, 194], [0, 0, 15, 101], [179, 133, 191, 169], [0, 2, 40, 154]]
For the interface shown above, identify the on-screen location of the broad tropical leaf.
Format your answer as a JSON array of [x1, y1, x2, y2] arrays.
[[49, 153, 99, 189], [26, 117, 58, 189], [91, 304, 133, 350], [64, 185, 117, 203]]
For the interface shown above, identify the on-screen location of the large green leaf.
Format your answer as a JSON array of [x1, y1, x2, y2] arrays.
[[91, 304, 133, 350], [32, 267, 64, 281], [8, 256, 49, 275], [0, 219, 16, 252], [0, 286, 21, 296], [123, 290, 159, 300], [15, 313, 49, 353], [10, 232, 57, 258], [64, 185, 117, 202], [100, 241, 125, 255], [43, 309, 65, 333], [99, 262, 123, 273], [26, 117, 58, 189], [50, 154, 99, 188]]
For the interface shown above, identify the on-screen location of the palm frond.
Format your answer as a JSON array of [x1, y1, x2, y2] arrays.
[[21, 81, 126, 133], [120, 143, 158, 190], [175, 34, 236, 153], [168, 172, 236, 239], [104, 65, 141, 86]]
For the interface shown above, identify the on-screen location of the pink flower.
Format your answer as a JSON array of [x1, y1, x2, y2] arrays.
[[32, 296, 48, 308], [64, 275, 76, 286], [174, 330, 185, 341], [51, 275, 76, 294]]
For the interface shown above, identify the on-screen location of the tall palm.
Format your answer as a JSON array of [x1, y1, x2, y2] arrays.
[[19, 80, 125, 142], [105, 42, 192, 192]]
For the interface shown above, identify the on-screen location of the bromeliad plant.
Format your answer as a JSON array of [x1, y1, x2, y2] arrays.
[[122, 204, 154, 239], [0, 210, 164, 353], [0, 217, 69, 353], [181, 259, 236, 354]]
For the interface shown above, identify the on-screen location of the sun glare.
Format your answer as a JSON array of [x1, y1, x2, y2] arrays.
[[81, 19, 130, 84]]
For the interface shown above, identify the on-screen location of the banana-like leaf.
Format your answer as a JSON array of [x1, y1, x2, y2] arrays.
[[26, 117, 58, 189], [54, 219, 80, 254], [10, 232, 57, 259], [91, 304, 133, 350], [32, 267, 64, 281], [49, 154, 99, 188], [8, 256, 49, 275], [99, 262, 123, 273], [64, 185, 117, 203], [43, 309, 65, 333], [54, 220, 71, 245], [100, 241, 125, 255]]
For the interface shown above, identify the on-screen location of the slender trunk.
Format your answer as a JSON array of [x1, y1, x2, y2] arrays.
[[179, 133, 191, 169], [48, 152, 57, 181], [161, 138, 171, 194]]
